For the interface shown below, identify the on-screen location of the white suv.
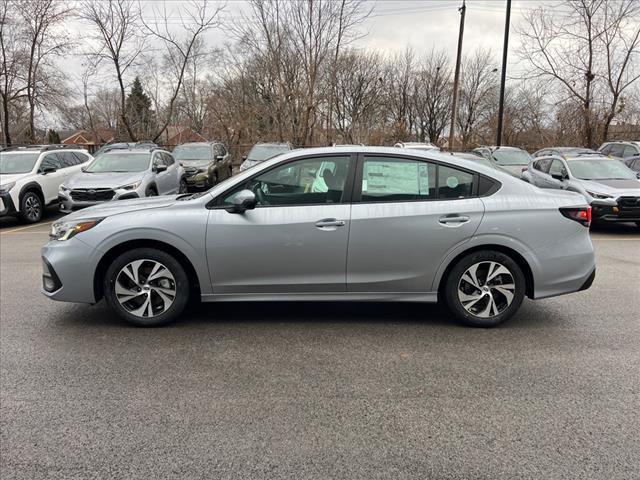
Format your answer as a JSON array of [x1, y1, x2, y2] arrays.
[[0, 146, 93, 223]]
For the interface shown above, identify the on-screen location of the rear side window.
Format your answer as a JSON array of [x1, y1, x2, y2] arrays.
[[623, 145, 638, 158], [534, 159, 552, 172], [478, 176, 500, 196], [361, 157, 436, 202], [438, 165, 474, 199], [71, 152, 90, 164], [58, 152, 81, 167], [609, 144, 625, 157]]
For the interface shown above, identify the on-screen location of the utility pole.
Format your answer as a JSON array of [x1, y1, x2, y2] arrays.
[[448, 0, 466, 151], [496, 0, 512, 147]]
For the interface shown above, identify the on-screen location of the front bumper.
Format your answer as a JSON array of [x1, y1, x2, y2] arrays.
[[184, 172, 211, 190], [591, 198, 640, 223], [41, 237, 99, 303], [0, 193, 17, 216], [58, 189, 140, 213]]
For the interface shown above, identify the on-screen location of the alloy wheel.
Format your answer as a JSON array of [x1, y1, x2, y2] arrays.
[[115, 259, 176, 318], [24, 195, 41, 221], [457, 261, 516, 318]]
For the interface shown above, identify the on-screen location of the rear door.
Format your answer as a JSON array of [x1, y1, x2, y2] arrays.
[[346, 154, 485, 293]]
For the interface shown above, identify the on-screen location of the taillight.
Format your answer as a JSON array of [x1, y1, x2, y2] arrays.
[[560, 206, 591, 227]]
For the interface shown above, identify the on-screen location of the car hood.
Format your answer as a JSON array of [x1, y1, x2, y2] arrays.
[[61, 195, 178, 222], [576, 178, 640, 195], [0, 173, 31, 185], [65, 171, 145, 189]]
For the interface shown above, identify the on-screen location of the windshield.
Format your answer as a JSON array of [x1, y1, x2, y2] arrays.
[[86, 153, 150, 173], [247, 145, 289, 162], [0, 152, 40, 174], [173, 145, 212, 161], [568, 159, 637, 180], [492, 149, 531, 165]]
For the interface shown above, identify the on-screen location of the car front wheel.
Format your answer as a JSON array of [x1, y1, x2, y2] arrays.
[[19, 191, 43, 223], [444, 251, 526, 327], [103, 248, 190, 327]]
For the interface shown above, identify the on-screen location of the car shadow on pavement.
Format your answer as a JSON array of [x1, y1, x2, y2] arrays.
[[52, 298, 559, 331]]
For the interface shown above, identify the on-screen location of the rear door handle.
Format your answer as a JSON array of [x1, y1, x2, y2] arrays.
[[438, 214, 470, 225], [315, 218, 346, 228]]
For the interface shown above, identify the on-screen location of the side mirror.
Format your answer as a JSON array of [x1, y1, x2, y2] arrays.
[[226, 189, 256, 214], [81, 166, 87, 172], [242, 155, 247, 161], [154, 164, 167, 173], [216, 155, 224, 162], [42, 166, 56, 174], [551, 172, 566, 181]]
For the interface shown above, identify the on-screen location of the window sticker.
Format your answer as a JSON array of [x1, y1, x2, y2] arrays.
[[446, 176, 459, 189]]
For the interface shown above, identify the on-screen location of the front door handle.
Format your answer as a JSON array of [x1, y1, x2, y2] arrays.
[[315, 218, 346, 228], [438, 214, 470, 225]]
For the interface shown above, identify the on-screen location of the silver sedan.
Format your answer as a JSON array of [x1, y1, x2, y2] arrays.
[[42, 147, 596, 328]]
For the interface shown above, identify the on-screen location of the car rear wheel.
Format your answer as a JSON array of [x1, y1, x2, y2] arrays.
[[103, 248, 190, 327], [444, 251, 526, 327], [19, 191, 43, 223]]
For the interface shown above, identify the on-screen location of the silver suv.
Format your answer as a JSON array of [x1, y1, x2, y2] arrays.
[[42, 147, 596, 328], [59, 147, 185, 212], [522, 154, 640, 226]]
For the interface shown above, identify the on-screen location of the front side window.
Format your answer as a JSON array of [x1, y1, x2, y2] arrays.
[[361, 157, 435, 202], [623, 145, 638, 158], [162, 152, 175, 166], [41, 154, 63, 171], [534, 159, 552, 172], [0, 152, 40, 174], [86, 153, 151, 173], [549, 160, 567, 177], [223, 156, 352, 207]]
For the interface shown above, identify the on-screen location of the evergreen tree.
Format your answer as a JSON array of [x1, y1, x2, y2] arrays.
[[47, 129, 61, 144], [125, 77, 153, 139]]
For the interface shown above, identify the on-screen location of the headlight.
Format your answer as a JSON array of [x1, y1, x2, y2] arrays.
[[0, 181, 16, 193], [197, 168, 208, 173], [116, 181, 142, 191], [586, 190, 613, 200], [50, 218, 104, 241]]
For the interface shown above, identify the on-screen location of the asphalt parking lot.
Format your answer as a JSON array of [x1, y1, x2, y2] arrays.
[[1, 210, 639, 479]]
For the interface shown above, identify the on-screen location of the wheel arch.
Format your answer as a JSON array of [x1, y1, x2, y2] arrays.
[[93, 239, 201, 302], [145, 182, 158, 195], [18, 181, 45, 205], [436, 244, 535, 299]]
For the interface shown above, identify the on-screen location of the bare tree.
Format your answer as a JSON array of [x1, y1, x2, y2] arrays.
[[518, 0, 640, 147], [79, 0, 146, 141], [457, 48, 498, 148], [140, 0, 223, 142]]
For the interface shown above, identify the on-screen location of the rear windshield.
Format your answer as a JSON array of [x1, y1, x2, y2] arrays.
[[86, 153, 150, 173], [0, 152, 40, 174], [173, 145, 212, 161], [492, 149, 531, 166], [247, 145, 290, 162]]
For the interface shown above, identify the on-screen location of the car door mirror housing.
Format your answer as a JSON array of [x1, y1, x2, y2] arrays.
[[42, 166, 56, 174], [242, 155, 247, 161], [154, 164, 167, 173], [226, 189, 256, 214], [551, 172, 566, 181], [216, 155, 224, 162]]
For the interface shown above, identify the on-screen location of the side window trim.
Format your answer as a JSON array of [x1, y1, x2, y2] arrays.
[[207, 153, 358, 209], [352, 153, 480, 203]]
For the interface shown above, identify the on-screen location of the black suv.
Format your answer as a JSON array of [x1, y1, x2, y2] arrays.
[[172, 142, 232, 190]]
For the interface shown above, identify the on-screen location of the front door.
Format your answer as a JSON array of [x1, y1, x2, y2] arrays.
[[347, 155, 485, 293], [206, 154, 355, 294]]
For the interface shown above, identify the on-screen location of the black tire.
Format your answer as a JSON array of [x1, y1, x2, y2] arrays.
[[443, 250, 526, 327], [145, 187, 157, 197], [103, 248, 190, 327], [635, 221, 640, 228], [19, 190, 43, 223], [211, 173, 218, 186]]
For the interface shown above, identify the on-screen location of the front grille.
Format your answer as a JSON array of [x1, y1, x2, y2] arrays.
[[616, 196, 640, 216], [183, 166, 199, 175], [70, 188, 115, 202]]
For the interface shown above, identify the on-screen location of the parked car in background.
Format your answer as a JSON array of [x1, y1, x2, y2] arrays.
[[43, 146, 595, 329], [58, 147, 185, 213], [394, 141, 439, 151], [599, 141, 640, 159], [0, 145, 93, 223], [623, 156, 640, 176], [93, 141, 157, 157], [173, 141, 232, 190], [473, 146, 533, 178], [533, 147, 599, 158], [522, 154, 640, 227], [239, 142, 292, 172]]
